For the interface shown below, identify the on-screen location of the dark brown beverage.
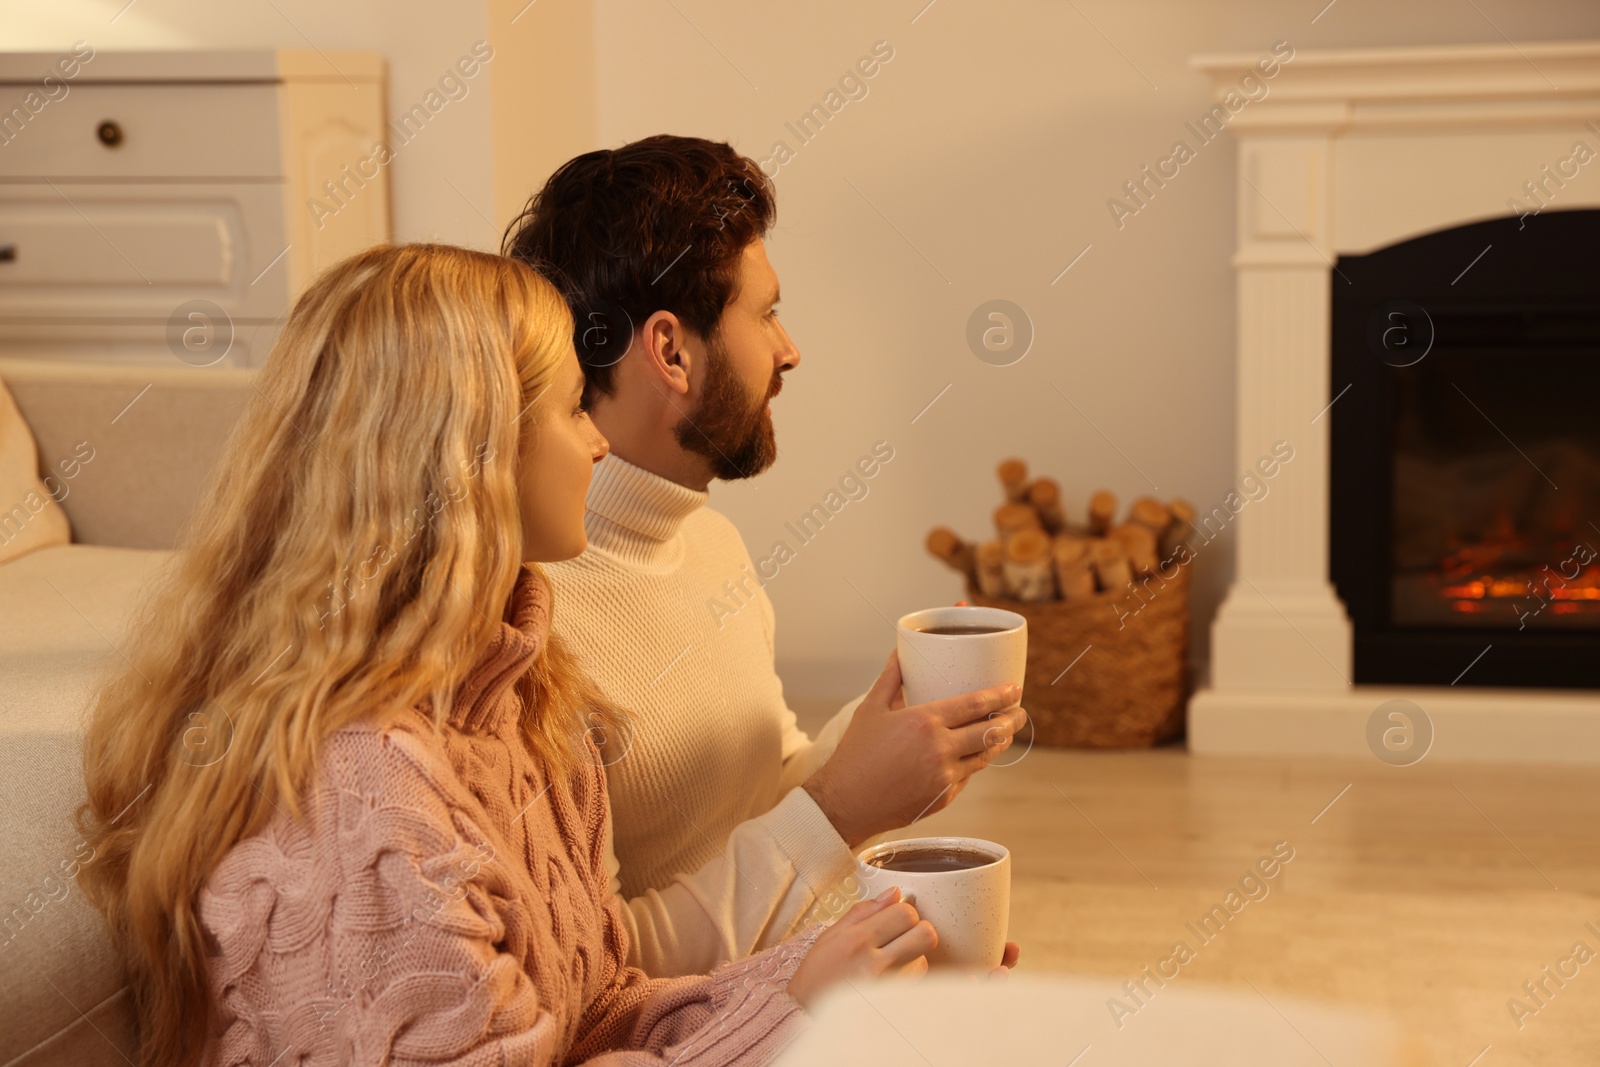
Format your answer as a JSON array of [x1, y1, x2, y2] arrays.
[[916, 625, 1009, 635], [866, 846, 998, 873]]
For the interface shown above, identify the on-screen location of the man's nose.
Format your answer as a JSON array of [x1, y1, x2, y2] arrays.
[[778, 322, 800, 372]]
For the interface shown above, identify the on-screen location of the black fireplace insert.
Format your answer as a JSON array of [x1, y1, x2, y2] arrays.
[[1330, 208, 1600, 688]]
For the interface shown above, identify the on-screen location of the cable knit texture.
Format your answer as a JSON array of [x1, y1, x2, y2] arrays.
[[197, 564, 818, 1067], [543, 454, 861, 977]]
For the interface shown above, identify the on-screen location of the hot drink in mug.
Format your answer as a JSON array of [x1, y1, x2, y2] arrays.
[[856, 836, 1011, 969], [894, 606, 1026, 710]]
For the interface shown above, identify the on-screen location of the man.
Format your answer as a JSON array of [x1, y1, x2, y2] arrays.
[[504, 135, 1026, 977]]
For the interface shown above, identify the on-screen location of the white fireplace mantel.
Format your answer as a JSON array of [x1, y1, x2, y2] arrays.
[[1187, 41, 1600, 764]]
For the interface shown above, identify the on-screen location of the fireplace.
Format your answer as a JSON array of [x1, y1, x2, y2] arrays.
[[1331, 209, 1600, 689], [1187, 40, 1600, 762]]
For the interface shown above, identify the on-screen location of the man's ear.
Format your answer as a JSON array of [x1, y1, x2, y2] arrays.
[[639, 310, 693, 397]]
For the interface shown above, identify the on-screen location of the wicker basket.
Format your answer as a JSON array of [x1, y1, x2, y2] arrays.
[[963, 562, 1191, 748]]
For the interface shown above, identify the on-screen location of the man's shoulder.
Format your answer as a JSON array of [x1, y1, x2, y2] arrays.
[[687, 503, 748, 547], [689, 506, 772, 586]]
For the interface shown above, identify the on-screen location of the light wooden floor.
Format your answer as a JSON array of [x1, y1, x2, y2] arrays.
[[793, 703, 1600, 1067]]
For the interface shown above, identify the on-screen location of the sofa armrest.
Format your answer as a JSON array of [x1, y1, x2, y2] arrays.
[[1, 358, 255, 550]]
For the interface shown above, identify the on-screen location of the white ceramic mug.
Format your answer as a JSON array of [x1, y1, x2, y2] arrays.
[[855, 836, 1011, 969], [895, 605, 1027, 710]]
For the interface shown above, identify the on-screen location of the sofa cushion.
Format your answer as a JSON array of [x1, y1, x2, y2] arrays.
[[0, 374, 72, 565], [0, 544, 172, 1066], [0, 357, 254, 551]]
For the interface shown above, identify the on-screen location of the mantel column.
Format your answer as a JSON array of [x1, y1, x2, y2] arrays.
[[1210, 134, 1352, 690]]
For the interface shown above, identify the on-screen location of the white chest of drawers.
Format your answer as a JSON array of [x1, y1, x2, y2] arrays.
[[0, 48, 390, 367]]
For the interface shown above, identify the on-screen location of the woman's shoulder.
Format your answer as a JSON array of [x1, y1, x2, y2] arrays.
[[201, 713, 495, 939], [203, 714, 477, 900], [316, 710, 465, 803]]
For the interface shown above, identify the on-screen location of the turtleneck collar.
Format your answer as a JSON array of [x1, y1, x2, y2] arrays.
[[449, 563, 551, 734], [582, 452, 709, 569]]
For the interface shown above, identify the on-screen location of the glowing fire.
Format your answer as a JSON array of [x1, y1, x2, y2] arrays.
[[1440, 572, 1600, 602], [1427, 509, 1600, 623]]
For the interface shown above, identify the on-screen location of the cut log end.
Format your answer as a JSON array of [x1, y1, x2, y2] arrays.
[[1003, 528, 1055, 601], [997, 458, 1030, 503], [1007, 527, 1051, 562], [925, 526, 977, 583], [994, 501, 1045, 540], [1129, 496, 1171, 535]]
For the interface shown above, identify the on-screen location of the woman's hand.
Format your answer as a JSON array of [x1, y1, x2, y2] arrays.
[[787, 887, 937, 1010]]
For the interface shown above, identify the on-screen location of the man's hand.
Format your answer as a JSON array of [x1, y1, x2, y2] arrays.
[[802, 650, 1027, 848]]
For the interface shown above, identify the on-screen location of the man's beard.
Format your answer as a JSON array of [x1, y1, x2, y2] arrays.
[[673, 333, 780, 482]]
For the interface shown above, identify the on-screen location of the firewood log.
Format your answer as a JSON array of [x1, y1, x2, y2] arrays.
[[1163, 498, 1197, 559], [1088, 490, 1117, 536], [997, 458, 1029, 503], [1025, 477, 1067, 535], [1129, 497, 1171, 537], [1109, 522, 1159, 575], [975, 539, 1010, 597], [1052, 534, 1096, 599], [994, 501, 1044, 543], [925, 526, 976, 584], [1003, 528, 1055, 601], [1090, 537, 1133, 592]]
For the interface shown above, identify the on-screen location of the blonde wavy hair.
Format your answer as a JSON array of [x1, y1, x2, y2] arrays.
[[76, 243, 614, 1067]]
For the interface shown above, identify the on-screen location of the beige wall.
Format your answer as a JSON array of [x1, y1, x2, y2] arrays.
[[588, 0, 1600, 701], [486, 0, 597, 235]]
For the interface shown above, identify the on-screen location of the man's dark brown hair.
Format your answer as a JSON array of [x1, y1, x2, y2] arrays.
[[502, 135, 776, 403]]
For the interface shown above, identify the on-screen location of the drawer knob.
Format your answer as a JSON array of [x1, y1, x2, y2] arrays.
[[96, 120, 124, 148], [0, 245, 13, 263]]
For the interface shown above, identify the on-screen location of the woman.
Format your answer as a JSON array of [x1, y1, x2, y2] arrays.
[[76, 244, 937, 1067]]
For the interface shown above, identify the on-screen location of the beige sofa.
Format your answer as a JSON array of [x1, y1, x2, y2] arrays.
[[0, 358, 254, 1067]]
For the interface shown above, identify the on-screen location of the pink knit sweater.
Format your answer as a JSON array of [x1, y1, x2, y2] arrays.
[[197, 564, 817, 1066]]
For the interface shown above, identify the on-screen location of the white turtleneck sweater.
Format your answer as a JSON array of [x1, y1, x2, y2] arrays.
[[542, 453, 864, 978]]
